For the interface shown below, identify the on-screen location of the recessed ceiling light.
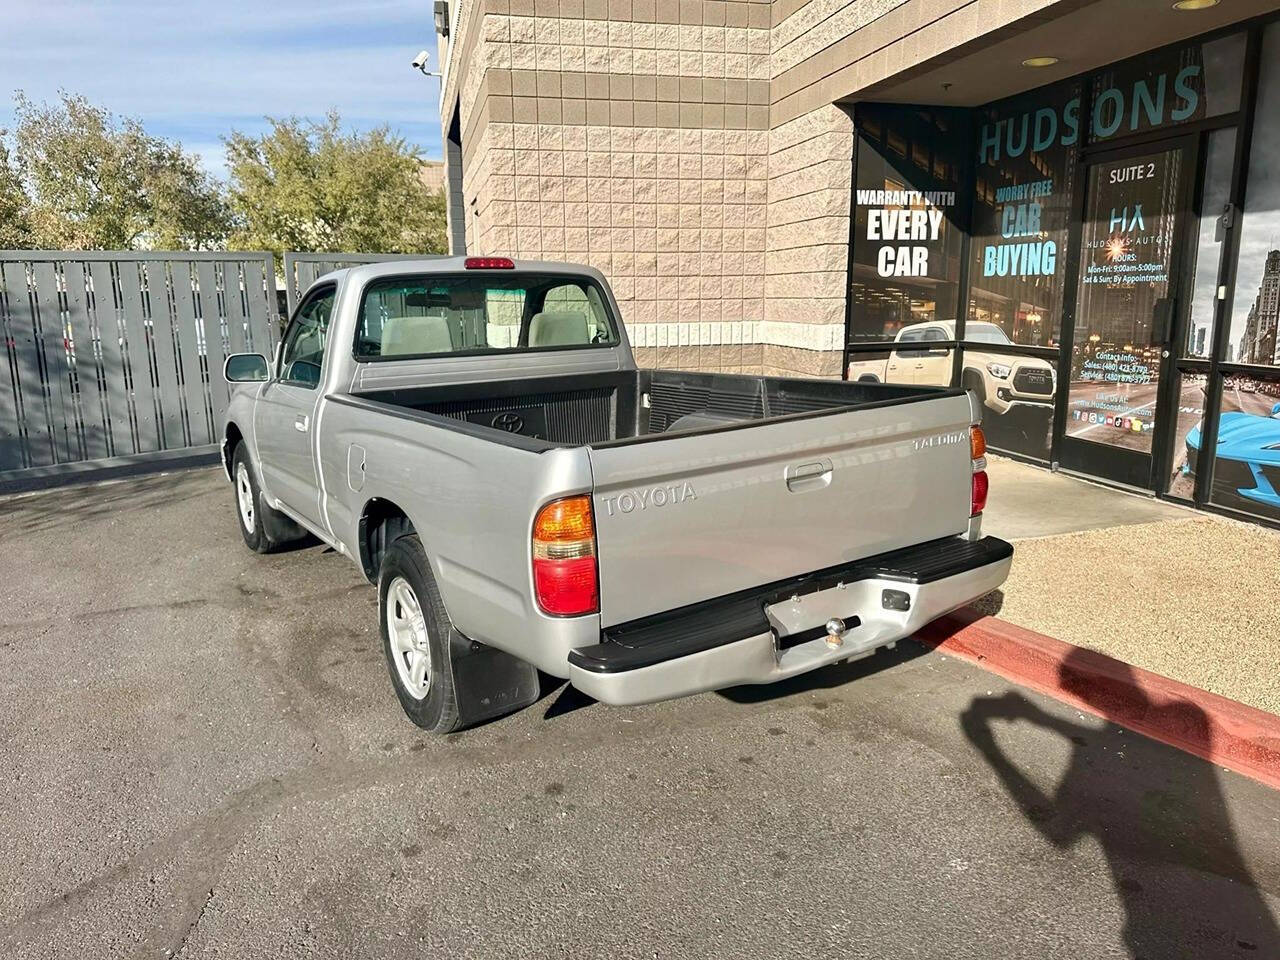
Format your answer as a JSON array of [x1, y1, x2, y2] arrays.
[[1021, 56, 1060, 68], [1173, 0, 1218, 9]]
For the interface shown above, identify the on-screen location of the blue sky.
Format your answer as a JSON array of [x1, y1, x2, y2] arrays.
[[0, 0, 444, 178]]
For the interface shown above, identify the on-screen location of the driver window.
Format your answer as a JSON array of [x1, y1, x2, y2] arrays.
[[894, 327, 927, 359], [921, 326, 949, 356], [279, 286, 336, 387]]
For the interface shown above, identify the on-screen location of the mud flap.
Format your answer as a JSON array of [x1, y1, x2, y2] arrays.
[[260, 503, 307, 545], [448, 629, 541, 728]]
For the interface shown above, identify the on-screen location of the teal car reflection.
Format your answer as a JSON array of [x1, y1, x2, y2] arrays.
[[1185, 402, 1280, 511]]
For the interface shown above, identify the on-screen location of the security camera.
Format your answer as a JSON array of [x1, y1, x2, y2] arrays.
[[412, 50, 431, 71]]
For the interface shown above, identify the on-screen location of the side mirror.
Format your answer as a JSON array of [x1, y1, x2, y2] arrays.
[[224, 353, 269, 382]]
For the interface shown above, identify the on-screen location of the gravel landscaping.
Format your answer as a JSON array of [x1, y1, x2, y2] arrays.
[[974, 513, 1280, 715]]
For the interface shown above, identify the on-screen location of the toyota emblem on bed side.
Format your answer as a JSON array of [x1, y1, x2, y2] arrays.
[[492, 412, 524, 432]]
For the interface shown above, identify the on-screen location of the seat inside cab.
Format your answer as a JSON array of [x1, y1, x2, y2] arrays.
[[380, 315, 455, 356], [528, 310, 591, 346]]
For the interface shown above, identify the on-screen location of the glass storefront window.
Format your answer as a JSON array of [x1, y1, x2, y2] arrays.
[[1228, 23, 1280, 367], [1168, 370, 1210, 499], [1065, 147, 1185, 456], [1088, 32, 1246, 143], [1206, 373, 1280, 521], [1184, 129, 1235, 358], [846, 335, 953, 387], [969, 82, 1079, 347], [849, 107, 967, 345], [965, 346, 1057, 462]]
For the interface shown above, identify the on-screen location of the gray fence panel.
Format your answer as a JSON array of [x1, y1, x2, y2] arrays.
[[242, 258, 276, 355], [0, 250, 427, 488], [195, 260, 230, 424], [3, 263, 53, 466], [223, 262, 249, 355], [144, 261, 187, 450], [88, 261, 132, 458], [0, 266, 27, 469], [283, 253, 436, 313], [116, 262, 160, 453], [32, 261, 73, 463], [168, 262, 212, 446], [63, 262, 110, 461]]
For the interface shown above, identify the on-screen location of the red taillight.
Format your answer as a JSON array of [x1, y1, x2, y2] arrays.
[[464, 256, 515, 269], [532, 496, 598, 616], [971, 469, 989, 516]]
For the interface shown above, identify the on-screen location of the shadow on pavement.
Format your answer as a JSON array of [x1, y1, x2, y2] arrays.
[[962, 647, 1280, 958], [1, 469, 215, 534], [718, 640, 930, 704], [537, 638, 932, 719]]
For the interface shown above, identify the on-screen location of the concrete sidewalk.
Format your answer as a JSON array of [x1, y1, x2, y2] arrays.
[[977, 457, 1280, 715]]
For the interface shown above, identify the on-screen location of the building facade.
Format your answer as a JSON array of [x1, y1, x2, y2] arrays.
[[435, 0, 1280, 529]]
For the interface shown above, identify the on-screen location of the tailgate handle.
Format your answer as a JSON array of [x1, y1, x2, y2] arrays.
[[785, 459, 833, 491]]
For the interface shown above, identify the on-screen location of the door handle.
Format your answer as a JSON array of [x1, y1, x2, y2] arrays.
[[294, 414, 309, 432], [785, 459, 833, 492]]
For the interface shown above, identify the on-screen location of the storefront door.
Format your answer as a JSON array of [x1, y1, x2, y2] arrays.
[[1058, 138, 1198, 488]]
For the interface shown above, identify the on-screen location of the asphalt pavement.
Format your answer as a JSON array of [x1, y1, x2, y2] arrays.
[[2, 468, 1279, 959]]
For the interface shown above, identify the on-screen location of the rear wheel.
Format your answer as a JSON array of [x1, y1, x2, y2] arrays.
[[378, 533, 460, 733]]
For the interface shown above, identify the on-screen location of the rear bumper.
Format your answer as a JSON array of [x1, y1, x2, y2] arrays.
[[568, 536, 1012, 706]]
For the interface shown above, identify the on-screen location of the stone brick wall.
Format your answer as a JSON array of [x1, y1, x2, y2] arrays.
[[438, 0, 1067, 377], [763, 104, 853, 377], [450, 0, 776, 370]]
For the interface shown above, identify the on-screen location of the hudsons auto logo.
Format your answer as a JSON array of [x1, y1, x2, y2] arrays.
[[599, 482, 697, 516], [913, 430, 968, 451]]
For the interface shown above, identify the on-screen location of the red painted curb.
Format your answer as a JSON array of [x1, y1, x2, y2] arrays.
[[916, 608, 1280, 791]]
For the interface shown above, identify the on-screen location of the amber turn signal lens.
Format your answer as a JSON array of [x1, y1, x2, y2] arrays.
[[970, 425, 987, 461], [533, 495, 594, 542]]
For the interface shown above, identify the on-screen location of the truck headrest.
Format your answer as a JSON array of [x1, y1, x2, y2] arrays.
[[381, 315, 454, 357], [529, 310, 591, 347]]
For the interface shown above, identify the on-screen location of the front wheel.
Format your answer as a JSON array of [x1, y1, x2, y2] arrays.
[[378, 534, 461, 733], [232, 445, 274, 553]]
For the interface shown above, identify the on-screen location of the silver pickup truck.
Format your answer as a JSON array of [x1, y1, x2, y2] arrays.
[[220, 257, 1011, 732]]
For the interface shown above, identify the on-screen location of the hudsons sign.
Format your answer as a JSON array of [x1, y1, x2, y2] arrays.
[[978, 64, 1202, 164]]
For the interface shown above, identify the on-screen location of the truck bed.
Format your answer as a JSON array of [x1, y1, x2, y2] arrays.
[[348, 370, 946, 448]]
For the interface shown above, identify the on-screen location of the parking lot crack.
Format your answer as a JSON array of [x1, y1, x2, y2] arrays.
[[168, 886, 215, 958]]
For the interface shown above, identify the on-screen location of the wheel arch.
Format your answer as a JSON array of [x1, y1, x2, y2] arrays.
[[222, 421, 246, 481], [962, 367, 987, 404], [358, 497, 417, 583]]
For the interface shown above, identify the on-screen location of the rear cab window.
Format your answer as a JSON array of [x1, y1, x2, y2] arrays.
[[353, 273, 619, 360]]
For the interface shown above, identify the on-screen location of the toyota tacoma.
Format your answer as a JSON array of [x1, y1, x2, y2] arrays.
[[220, 257, 1012, 732]]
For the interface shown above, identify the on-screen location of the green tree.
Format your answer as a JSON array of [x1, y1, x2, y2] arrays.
[[224, 112, 446, 261], [10, 92, 230, 250], [0, 135, 32, 249]]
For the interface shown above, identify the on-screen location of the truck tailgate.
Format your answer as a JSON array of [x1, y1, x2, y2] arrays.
[[588, 392, 976, 627]]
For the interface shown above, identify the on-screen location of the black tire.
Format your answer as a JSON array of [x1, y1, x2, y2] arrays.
[[378, 533, 461, 733], [231, 444, 275, 553]]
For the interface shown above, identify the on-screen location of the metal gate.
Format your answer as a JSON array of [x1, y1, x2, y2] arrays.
[[0, 251, 278, 489], [282, 252, 439, 314]]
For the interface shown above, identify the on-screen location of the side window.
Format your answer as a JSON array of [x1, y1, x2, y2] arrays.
[[894, 327, 927, 359], [278, 286, 336, 387], [921, 327, 950, 356]]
